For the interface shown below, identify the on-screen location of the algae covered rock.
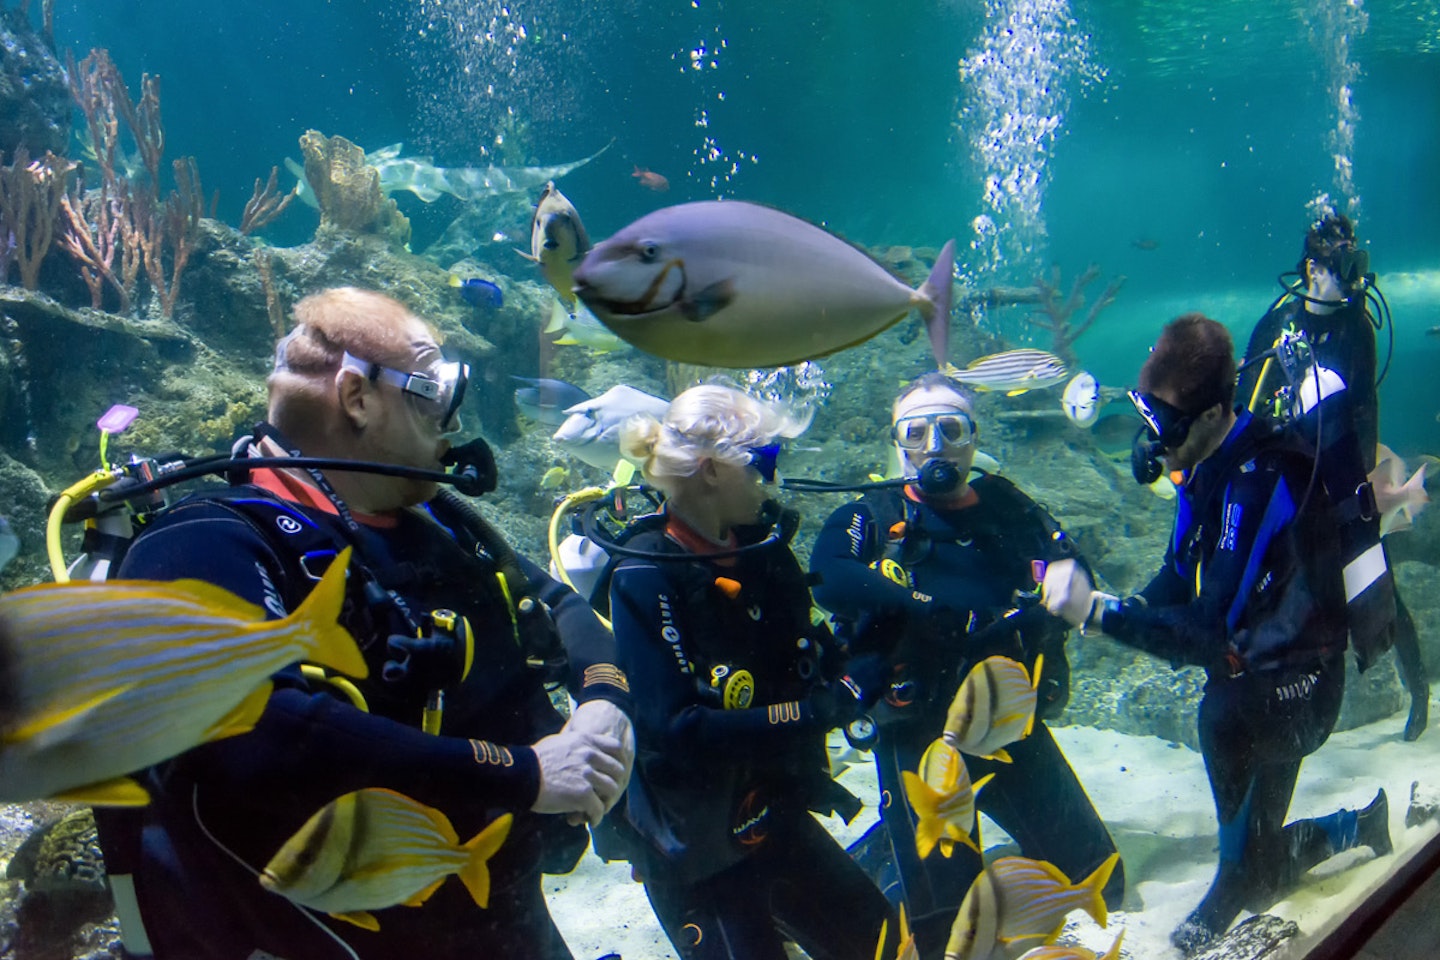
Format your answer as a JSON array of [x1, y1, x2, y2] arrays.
[[0, 9, 71, 158], [300, 129, 411, 247]]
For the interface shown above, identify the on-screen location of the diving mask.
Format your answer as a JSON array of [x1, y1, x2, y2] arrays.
[[1322, 243, 1370, 288], [341, 351, 469, 435], [892, 411, 975, 451], [1128, 390, 1196, 451], [745, 442, 781, 483]]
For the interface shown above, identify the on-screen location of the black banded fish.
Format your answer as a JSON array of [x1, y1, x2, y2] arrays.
[[260, 788, 513, 931]]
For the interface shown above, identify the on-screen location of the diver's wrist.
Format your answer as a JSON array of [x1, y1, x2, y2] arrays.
[[1082, 592, 1120, 636]]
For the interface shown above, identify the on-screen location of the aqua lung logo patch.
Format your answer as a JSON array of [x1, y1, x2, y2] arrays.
[[275, 515, 303, 535], [732, 789, 770, 847]]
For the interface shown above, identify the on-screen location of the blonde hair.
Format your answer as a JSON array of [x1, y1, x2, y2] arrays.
[[267, 287, 440, 436], [620, 383, 804, 489]]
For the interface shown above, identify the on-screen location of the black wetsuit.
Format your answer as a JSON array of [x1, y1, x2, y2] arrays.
[[605, 512, 895, 960], [1241, 293, 1427, 739], [809, 476, 1121, 959], [1097, 409, 1380, 946], [93, 474, 630, 960]]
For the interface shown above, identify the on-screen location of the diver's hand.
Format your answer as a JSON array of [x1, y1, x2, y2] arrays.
[[565, 700, 635, 803], [530, 726, 627, 826], [553, 385, 669, 445], [1040, 558, 1097, 629]]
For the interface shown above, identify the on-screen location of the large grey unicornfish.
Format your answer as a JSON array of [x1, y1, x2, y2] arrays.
[[571, 201, 955, 368]]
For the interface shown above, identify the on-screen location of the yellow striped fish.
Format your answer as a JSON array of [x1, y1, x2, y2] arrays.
[[945, 854, 1118, 960], [0, 548, 365, 806], [946, 350, 1069, 396], [1017, 929, 1124, 959], [943, 655, 1042, 763], [260, 788, 513, 931], [901, 738, 993, 860]]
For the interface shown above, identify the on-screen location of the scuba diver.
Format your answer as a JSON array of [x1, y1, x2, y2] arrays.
[[807, 372, 1122, 959], [90, 288, 633, 960], [600, 383, 897, 960], [1044, 314, 1391, 956], [1238, 212, 1426, 740]]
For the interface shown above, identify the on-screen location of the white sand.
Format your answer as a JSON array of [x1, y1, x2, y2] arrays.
[[546, 696, 1440, 959]]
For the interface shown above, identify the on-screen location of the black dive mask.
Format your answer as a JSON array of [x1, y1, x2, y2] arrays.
[[1328, 245, 1370, 288], [1128, 390, 1196, 485], [917, 457, 963, 497]]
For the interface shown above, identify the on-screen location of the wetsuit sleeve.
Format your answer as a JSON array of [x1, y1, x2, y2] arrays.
[[516, 553, 632, 715], [1105, 466, 1281, 670], [118, 504, 542, 812], [609, 560, 825, 761], [809, 500, 934, 620]]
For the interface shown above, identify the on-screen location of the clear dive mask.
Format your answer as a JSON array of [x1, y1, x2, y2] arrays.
[[891, 411, 975, 451], [341, 351, 469, 436]]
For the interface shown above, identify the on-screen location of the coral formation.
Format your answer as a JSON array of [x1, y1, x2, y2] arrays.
[[299, 129, 411, 247]]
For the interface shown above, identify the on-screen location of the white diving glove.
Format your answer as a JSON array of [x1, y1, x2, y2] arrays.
[[1040, 558, 1116, 634]]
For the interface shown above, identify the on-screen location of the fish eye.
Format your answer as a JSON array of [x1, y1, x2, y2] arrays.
[[637, 241, 661, 263]]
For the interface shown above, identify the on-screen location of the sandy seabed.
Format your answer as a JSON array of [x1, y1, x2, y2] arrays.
[[546, 695, 1440, 960]]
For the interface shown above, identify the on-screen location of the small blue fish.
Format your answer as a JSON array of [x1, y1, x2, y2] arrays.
[[449, 275, 503, 309], [0, 517, 18, 573], [513, 377, 591, 428]]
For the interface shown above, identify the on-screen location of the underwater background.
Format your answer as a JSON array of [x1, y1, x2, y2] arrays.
[[1, 0, 1439, 957], [52, 0, 1440, 451]]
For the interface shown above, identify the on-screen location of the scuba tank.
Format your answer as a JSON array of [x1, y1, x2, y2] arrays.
[[1247, 332, 1396, 670]]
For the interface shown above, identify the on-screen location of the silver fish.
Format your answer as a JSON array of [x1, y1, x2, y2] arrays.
[[519, 181, 591, 312], [949, 349, 1069, 395], [551, 384, 670, 471], [573, 201, 956, 368], [513, 376, 591, 428]]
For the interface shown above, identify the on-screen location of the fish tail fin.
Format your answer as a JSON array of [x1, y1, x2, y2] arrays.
[[1405, 464, 1429, 504], [448, 274, 463, 287], [293, 547, 368, 679], [1101, 929, 1126, 960], [900, 771, 943, 859], [1081, 852, 1120, 927], [916, 239, 956, 368], [1024, 653, 1045, 739], [457, 813, 513, 909]]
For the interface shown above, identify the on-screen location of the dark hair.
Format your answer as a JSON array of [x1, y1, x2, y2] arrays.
[[1138, 313, 1236, 414], [1298, 213, 1356, 276]]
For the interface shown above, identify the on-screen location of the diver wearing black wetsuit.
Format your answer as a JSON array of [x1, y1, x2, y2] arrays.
[[94, 459, 629, 960], [605, 510, 896, 960], [809, 475, 1122, 958], [1071, 314, 1391, 955], [1238, 213, 1426, 740]]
